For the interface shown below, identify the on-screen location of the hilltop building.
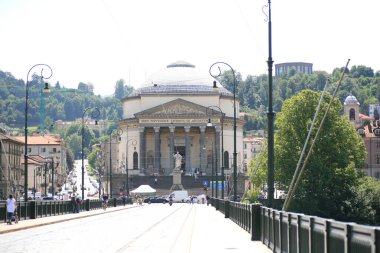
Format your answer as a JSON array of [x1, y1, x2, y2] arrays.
[[343, 95, 380, 178], [275, 62, 313, 76]]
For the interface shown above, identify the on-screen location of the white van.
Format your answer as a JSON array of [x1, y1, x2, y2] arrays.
[[169, 190, 189, 203]]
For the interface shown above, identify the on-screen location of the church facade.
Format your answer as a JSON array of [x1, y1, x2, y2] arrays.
[[118, 61, 244, 181]]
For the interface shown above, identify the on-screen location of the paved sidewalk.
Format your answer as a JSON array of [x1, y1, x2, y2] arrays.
[[0, 204, 138, 234], [1, 204, 273, 253]]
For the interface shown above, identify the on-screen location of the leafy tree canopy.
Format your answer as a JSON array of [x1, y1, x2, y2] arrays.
[[254, 89, 367, 220]]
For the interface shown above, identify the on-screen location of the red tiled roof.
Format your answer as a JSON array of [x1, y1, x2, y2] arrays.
[[359, 113, 374, 121], [13, 134, 62, 145], [0, 132, 24, 144]]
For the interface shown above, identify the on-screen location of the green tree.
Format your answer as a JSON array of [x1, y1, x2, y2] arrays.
[[65, 148, 75, 172], [114, 79, 125, 100], [350, 65, 374, 78], [66, 134, 81, 159], [267, 90, 366, 219], [247, 141, 268, 202]]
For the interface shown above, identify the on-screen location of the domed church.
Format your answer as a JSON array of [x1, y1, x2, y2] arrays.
[[116, 61, 244, 193], [343, 94, 380, 178]]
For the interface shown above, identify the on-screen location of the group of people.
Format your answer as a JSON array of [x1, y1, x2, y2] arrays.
[[71, 196, 83, 213]]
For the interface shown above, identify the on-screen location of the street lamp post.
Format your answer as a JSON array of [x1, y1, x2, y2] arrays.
[[81, 107, 100, 200], [125, 139, 137, 197], [209, 62, 237, 201], [109, 128, 123, 198], [24, 64, 52, 201], [210, 143, 213, 198], [44, 162, 48, 196], [50, 158, 54, 198], [206, 105, 225, 199], [33, 168, 36, 199], [265, 0, 275, 207]]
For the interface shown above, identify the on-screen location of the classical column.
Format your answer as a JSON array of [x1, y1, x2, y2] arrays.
[[139, 127, 145, 174], [199, 126, 206, 174], [185, 126, 191, 174], [154, 126, 161, 173], [169, 125, 175, 174]]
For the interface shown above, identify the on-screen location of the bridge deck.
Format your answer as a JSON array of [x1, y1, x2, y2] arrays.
[[0, 203, 272, 253]]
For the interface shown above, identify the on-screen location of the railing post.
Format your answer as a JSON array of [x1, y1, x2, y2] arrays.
[[85, 199, 90, 211], [215, 198, 219, 210], [309, 217, 314, 253], [225, 200, 230, 218], [113, 198, 117, 207], [251, 204, 262, 241], [30, 201, 36, 219]]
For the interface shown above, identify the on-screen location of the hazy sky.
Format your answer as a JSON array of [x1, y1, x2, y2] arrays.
[[0, 0, 379, 96]]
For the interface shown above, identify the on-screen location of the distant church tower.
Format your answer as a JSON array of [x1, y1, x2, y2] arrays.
[[344, 94, 360, 128]]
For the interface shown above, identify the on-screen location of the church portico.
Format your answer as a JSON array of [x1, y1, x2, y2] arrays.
[[134, 122, 222, 176]]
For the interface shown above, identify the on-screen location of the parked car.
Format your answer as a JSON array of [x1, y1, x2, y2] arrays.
[[229, 195, 241, 202], [143, 196, 168, 204], [169, 190, 188, 203], [184, 195, 198, 204]]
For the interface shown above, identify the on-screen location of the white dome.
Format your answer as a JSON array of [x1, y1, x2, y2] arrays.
[[344, 95, 360, 106], [142, 61, 218, 87]]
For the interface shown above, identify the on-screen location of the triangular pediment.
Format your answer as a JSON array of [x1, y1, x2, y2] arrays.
[[135, 99, 211, 118]]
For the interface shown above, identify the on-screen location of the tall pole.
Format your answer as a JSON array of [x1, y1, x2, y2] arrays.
[[81, 107, 100, 200], [24, 64, 52, 201], [211, 143, 214, 198], [109, 134, 112, 198], [51, 159, 54, 198], [44, 162, 47, 196], [33, 169, 36, 199], [206, 106, 225, 199], [209, 62, 237, 201], [266, 0, 275, 207]]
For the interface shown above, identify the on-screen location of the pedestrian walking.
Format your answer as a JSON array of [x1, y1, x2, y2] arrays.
[[71, 196, 78, 213], [6, 194, 16, 225], [76, 197, 82, 213], [206, 195, 210, 206]]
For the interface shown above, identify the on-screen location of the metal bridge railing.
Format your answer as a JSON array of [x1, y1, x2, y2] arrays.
[[0, 198, 131, 223], [210, 197, 380, 253]]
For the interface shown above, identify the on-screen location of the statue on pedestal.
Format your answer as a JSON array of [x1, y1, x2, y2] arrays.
[[171, 151, 184, 191], [173, 152, 182, 171]]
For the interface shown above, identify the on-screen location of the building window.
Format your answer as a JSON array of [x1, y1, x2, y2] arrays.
[[28, 148, 31, 153], [377, 154, 380, 164], [42, 148, 46, 152], [375, 172, 380, 179], [224, 151, 229, 169], [349, 108, 355, 121], [377, 141, 380, 148], [133, 152, 138, 170], [53, 148, 57, 153], [244, 143, 247, 149]]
